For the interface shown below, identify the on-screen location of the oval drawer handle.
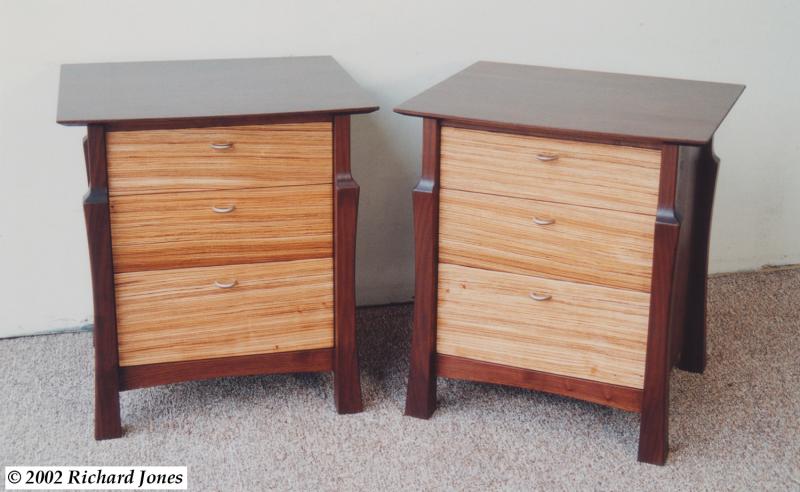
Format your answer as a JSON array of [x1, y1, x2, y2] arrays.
[[535, 153, 559, 162], [529, 292, 552, 302], [212, 204, 236, 214], [214, 280, 238, 289], [210, 142, 233, 150], [533, 216, 555, 226]]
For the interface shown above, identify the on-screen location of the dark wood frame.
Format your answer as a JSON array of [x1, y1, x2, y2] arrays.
[[84, 124, 122, 440], [403, 118, 720, 465], [82, 113, 364, 439], [405, 118, 441, 418]]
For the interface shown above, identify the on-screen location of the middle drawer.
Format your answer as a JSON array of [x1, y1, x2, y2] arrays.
[[109, 184, 332, 273], [439, 188, 655, 292]]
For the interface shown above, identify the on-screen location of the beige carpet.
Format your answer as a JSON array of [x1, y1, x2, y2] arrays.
[[1, 268, 798, 490]]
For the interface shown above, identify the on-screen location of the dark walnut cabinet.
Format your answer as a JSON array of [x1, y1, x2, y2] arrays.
[[396, 61, 743, 465], [57, 56, 377, 439]]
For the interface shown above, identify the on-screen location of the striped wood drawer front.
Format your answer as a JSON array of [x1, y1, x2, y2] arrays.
[[437, 263, 650, 389], [439, 188, 655, 292], [440, 126, 661, 215], [115, 258, 334, 367], [109, 184, 332, 273], [106, 122, 332, 196]]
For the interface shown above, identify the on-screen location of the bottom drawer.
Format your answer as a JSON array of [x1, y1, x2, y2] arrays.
[[437, 263, 650, 388], [115, 258, 333, 367]]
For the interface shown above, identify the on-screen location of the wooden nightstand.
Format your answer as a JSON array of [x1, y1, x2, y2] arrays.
[[57, 56, 378, 439], [396, 62, 743, 464]]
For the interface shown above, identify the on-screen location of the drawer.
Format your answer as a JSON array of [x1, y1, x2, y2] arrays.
[[115, 258, 334, 366], [437, 263, 650, 388], [109, 184, 332, 273], [106, 122, 332, 196], [440, 126, 661, 215], [439, 189, 655, 292]]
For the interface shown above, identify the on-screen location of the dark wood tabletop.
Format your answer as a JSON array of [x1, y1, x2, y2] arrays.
[[57, 56, 378, 126], [395, 62, 744, 144]]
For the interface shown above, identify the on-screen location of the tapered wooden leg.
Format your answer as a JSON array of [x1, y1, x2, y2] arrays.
[[639, 145, 680, 465], [405, 118, 441, 419], [678, 142, 719, 374], [84, 126, 123, 439], [333, 115, 363, 414]]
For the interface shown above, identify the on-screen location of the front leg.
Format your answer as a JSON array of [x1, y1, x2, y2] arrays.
[[333, 115, 363, 414], [85, 125, 123, 439], [639, 144, 681, 465], [405, 118, 441, 419]]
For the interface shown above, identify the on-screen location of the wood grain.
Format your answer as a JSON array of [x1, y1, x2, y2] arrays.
[[437, 354, 643, 412], [115, 258, 334, 367], [439, 188, 655, 292], [437, 263, 650, 388], [440, 126, 661, 215], [106, 123, 332, 196], [109, 184, 331, 273]]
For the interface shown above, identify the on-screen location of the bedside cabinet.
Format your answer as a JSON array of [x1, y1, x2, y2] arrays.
[[57, 56, 378, 439], [396, 62, 743, 464]]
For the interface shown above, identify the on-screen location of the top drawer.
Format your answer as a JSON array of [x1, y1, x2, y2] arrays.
[[106, 122, 332, 196], [440, 126, 661, 215]]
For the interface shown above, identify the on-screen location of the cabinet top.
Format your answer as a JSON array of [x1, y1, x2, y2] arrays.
[[57, 56, 378, 126], [395, 62, 744, 144]]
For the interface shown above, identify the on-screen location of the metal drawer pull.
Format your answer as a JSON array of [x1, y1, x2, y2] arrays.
[[212, 204, 236, 214], [214, 280, 238, 289], [529, 292, 552, 301], [533, 216, 555, 225], [535, 153, 559, 162], [210, 142, 233, 150]]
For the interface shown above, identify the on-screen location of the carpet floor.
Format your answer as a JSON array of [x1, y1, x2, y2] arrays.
[[1, 268, 798, 490]]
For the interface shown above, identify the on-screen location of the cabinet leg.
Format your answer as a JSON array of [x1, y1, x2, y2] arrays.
[[332, 217, 363, 414], [404, 189, 438, 418], [678, 143, 719, 374], [333, 114, 363, 414], [638, 376, 669, 465], [333, 243, 363, 417], [334, 346, 363, 414], [87, 196, 123, 440], [639, 145, 680, 465], [638, 220, 676, 464], [404, 297, 437, 419], [84, 125, 123, 440], [404, 118, 440, 419], [95, 368, 122, 440]]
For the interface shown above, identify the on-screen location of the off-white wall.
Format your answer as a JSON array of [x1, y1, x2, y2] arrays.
[[1, 0, 798, 337]]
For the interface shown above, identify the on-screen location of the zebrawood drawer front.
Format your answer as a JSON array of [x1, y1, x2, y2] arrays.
[[109, 184, 332, 273], [437, 263, 650, 388], [106, 122, 332, 196], [115, 258, 334, 367], [440, 126, 661, 215], [439, 189, 655, 292]]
